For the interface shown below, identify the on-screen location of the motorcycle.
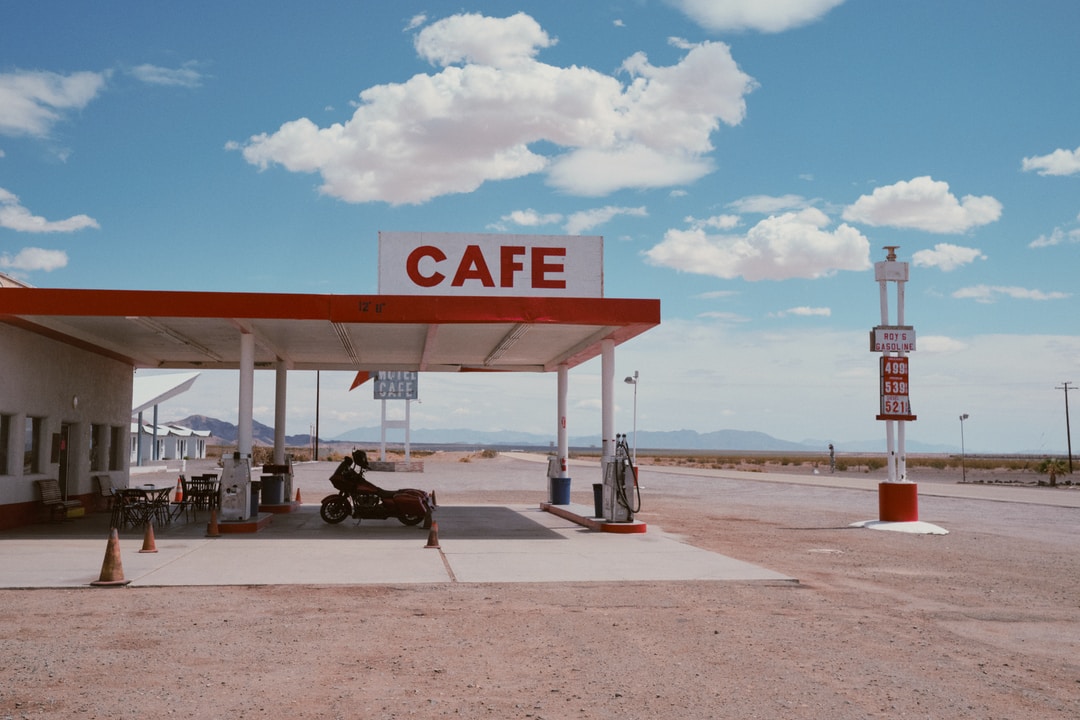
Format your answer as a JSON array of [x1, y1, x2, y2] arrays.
[[320, 449, 435, 526]]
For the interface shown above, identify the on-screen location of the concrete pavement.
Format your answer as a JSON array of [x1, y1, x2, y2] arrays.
[[5, 451, 1075, 589], [0, 501, 794, 588]]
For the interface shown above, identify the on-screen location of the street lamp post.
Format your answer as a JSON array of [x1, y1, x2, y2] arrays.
[[623, 371, 638, 466], [959, 413, 969, 483]]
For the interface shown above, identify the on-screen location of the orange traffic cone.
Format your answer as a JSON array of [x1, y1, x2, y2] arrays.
[[295, 488, 302, 504], [174, 477, 183, 503], [206, 508, 221, 537], [139, 521, 158, 553], [90, 528, 131, 586], [424, 521, 440, 549]]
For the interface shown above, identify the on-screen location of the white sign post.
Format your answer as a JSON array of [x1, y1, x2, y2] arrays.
[[374, 371, 418, 462], [873, 246, 918, 522]]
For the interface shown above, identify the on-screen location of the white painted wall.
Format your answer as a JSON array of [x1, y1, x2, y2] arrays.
[[0, 323, 133, 507]]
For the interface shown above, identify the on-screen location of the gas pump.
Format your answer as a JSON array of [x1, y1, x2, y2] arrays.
[[217, 453, 253, 522], [602, 434, 641, 522]]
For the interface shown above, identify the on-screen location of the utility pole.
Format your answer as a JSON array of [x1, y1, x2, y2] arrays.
[[1056, 381, 1074, 473]]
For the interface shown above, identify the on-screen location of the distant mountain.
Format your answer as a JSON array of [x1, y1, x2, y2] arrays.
[[334, 425, 819, 451], [170, 415, 312, 447], [169, 416, 959, 453]]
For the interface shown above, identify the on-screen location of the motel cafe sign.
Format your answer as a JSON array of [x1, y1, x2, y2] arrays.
[[378, 231, 603, 297], [373, 371, 418, 400]]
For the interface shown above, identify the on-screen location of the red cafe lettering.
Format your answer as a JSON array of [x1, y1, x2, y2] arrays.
[[406, 244, 567, 290]]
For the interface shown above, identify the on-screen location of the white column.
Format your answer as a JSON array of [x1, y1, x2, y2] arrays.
[[237, 332, 254, 458], [601, 339, 615, 462], [557, 364, 568, 477], [274, 359, 287, 465]]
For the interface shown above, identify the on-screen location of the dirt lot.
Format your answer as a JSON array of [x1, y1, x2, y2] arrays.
[[1, 455, 1078, 719]]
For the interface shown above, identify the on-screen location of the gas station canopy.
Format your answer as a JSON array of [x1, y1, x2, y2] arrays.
[[1, 288, 661, 372]]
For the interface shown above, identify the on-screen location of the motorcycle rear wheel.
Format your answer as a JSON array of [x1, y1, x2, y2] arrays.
[[320, 496, 351, 524], [398, 513, 425, 526]]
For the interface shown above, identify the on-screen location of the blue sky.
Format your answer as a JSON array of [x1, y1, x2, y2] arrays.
[[3, 1, 1079, 454]]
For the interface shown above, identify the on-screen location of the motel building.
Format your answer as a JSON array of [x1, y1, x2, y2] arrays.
[[0, 232, 660, 531]]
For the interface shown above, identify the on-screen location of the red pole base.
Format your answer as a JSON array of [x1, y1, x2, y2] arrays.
[[878, 482, 918, 522]]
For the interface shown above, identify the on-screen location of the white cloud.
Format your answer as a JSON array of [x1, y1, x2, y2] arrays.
[[404, 14, 428, 31], [1029, 226, 1080, 248], [0, 69, 107, 137], [684, 214, 741, 230], [129, 63, 203, 88], [644, 207, 870, 281], [842, 176, 1002, 233], [0, 247, 68, 272], [774, 306, 831, 318], [911, 243, 986, 271], [697, 310, 750, 322], [0, 187, 99, 232], [727, 193, 810, 214], [669, 0, 848, 33], [1021, 145, 1080, 176], [918, 335, 968, 354], [413, 12, 555, 67], [952, 285, 1070, 303], [234, 13, 755, 204], [500, 208, 563, 227], [564, 205, 647, 234]]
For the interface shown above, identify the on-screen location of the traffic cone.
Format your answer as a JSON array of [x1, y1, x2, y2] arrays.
[[295, 488, 302, 504], [424, 521, 440, 549], [174, 477, 183, 503], [139, 521, 158, 553], [90, 528, 131, 586], [206, 508, 221, 537]]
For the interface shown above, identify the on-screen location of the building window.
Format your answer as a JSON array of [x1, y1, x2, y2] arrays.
[[24, 416, 42, 475], [0, 414, 10, 475], [110, 426, 125, 471], [91, 423, 108, 472]]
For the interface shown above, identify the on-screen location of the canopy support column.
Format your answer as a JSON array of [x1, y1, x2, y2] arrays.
[[273, 359, 287, 466], [237, 332, 254, 458], [557, 364, 568, 477], [601, 339, 615, 463]]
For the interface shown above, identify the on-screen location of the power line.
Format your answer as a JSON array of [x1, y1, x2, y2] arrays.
[[1055, 381, 1074, 473]]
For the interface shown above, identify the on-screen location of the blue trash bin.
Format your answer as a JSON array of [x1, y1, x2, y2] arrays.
[[261, 474, 285, 505], [550, 476, 571, 505]]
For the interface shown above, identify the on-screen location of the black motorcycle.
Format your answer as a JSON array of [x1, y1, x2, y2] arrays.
[[319, 450, 435, 526]]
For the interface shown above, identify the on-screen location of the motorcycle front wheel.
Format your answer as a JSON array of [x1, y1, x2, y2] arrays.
[[398, 513, 425, 526], [320, 496, 351, 524]]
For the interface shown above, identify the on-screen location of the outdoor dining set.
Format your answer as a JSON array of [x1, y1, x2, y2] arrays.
[[103, 474, 220, 530]]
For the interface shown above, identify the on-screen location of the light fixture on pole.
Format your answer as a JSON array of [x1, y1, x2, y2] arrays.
[[959, 413, 969, 483], [624, 371, 638, 465]]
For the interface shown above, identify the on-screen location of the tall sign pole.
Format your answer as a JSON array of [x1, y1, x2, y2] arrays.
[[872, 246, 919, 522]]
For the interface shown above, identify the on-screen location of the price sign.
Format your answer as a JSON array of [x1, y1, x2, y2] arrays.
[[877, 356, 916, 421]]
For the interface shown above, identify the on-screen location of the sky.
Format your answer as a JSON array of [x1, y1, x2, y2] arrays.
[[3, 0, 1079, 454]]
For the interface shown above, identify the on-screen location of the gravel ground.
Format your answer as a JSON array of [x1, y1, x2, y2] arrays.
[[1, 453, 1078, 719]]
